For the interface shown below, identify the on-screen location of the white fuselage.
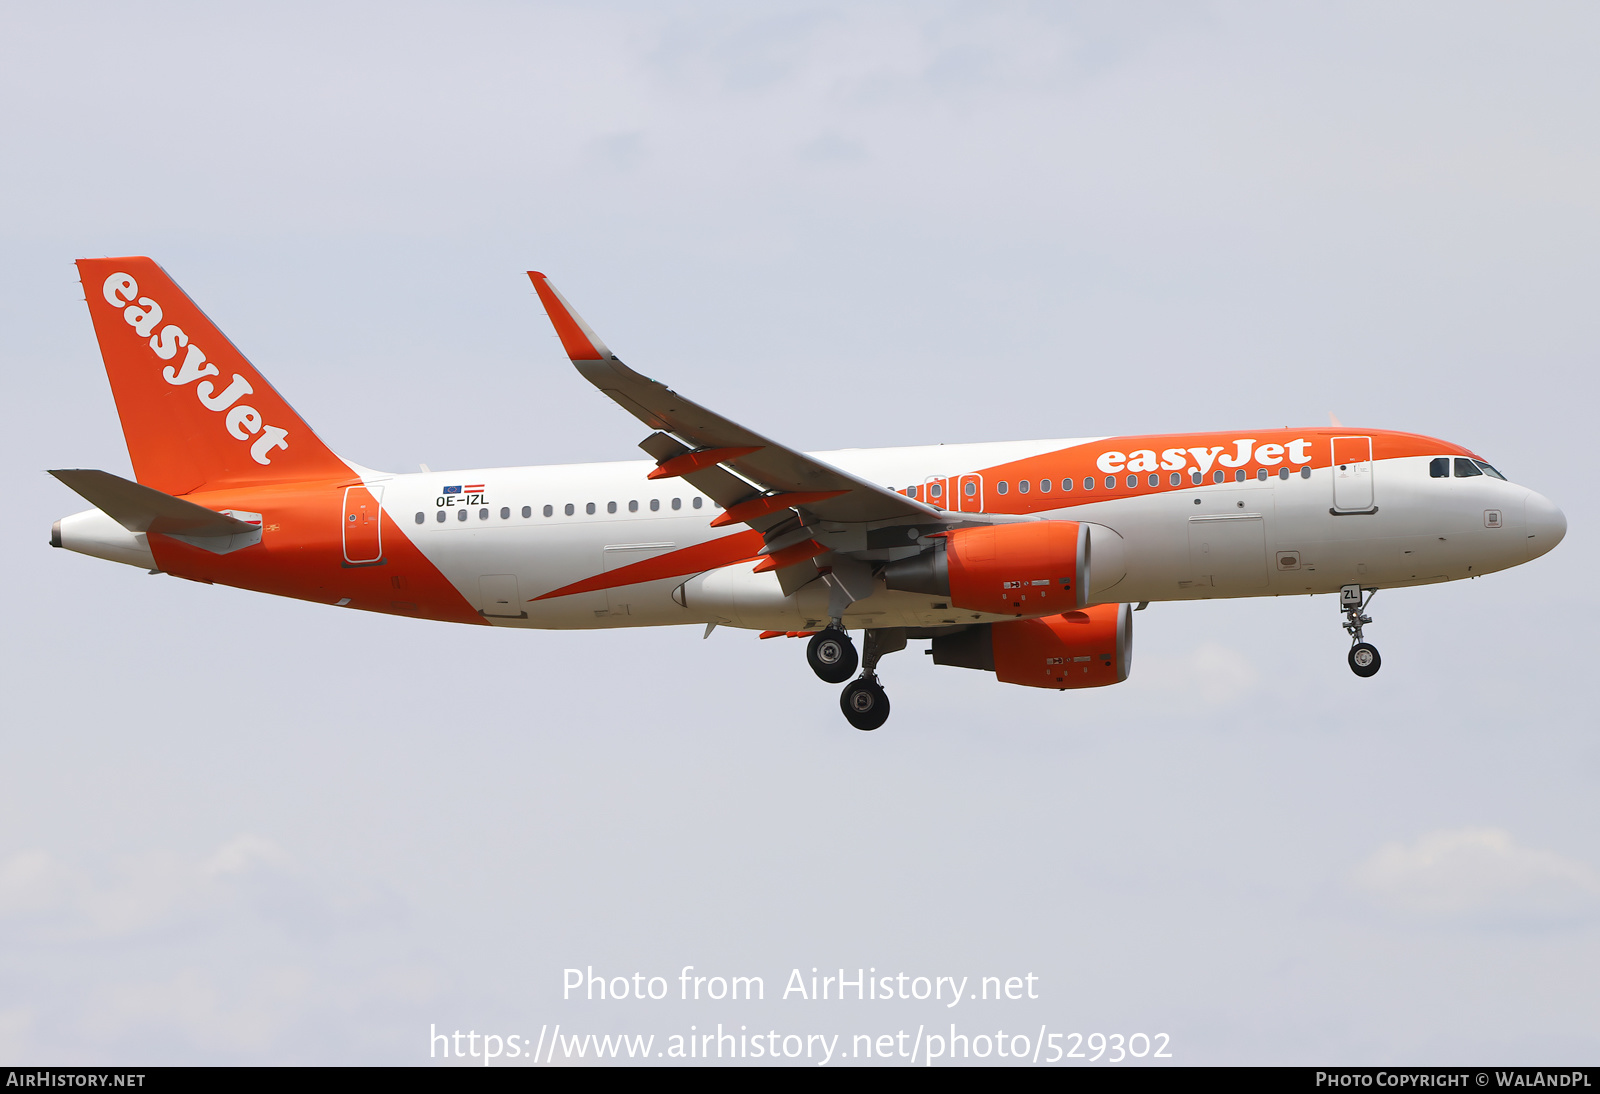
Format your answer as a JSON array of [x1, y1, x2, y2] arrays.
[[356, 438, 1561, 633]]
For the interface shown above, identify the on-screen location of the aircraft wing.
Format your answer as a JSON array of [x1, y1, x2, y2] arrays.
[[528, 272, 943, 530]]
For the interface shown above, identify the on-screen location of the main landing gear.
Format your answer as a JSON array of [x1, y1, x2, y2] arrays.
[[1340, 583, 1381, 678], [807, 626, 903, 730], [807, 627, 858, 683], [841, 677, 889, 732]]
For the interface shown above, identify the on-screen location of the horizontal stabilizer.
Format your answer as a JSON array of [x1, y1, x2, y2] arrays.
[[49, 469, 259, 538]]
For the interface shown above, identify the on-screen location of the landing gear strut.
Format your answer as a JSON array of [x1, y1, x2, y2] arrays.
[[807, 627, 857, 683], [1340, 584, 1381, 678], [838, 628, 906, 731]]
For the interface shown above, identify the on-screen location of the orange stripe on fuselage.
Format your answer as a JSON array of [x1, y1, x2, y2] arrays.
[[915, 428, 1478, 515], [145, 479, 486, 625], [532, 528, 766, 601]]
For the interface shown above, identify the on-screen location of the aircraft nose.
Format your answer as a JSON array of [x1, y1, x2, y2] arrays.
[[1524, 491, 1567, 561]]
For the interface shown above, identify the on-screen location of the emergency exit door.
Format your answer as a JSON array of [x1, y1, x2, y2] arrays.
[[956, 474, 984, 512], [342, 485, 384, 563]]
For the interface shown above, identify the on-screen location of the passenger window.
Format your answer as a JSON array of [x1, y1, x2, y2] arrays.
[[1104, 476, 1116, 490], [522, 506, 532, 518], [966, 481, 978, 496], [543, 505, 553, 517], [1256, 468, 1267, 481], [1148, 474, 1159, 487], [629, 500, 639, 512], [479, 508, 488, 520], [1126, 474, 1138, 488], [1300, 466, 1311, 479], [1085, 477, 1096, 491], [500, 507, 510, 519], [1454, 458, 1482, 478], [1233, 469, 1244, 482], [1018, 479, 1030, 494], [457, 509, 468, 522], [1430, 457, 1450, 478], [564, 503, 575, 516], [414, 512, 424, 525], [435, 511, 445, 523], [586, 502, 597, 514], [1476, 460, 1507, 481], [1278, 467, 1289, 480], [997, 481, 1008, 495], [693, 496, 703, 508], [1190, 471, 1202, 485], [672, 498, 682, 510], [1038, 479, 1050, 493], [1213, 470, 1225, 483], [908, 485, 919, 499], [607, 501, 617, 514], [650, 499, 660, 511], [1061, 478, 1073, 491], [1169, 472, 1181, 486], [930, 483, 942, 498]]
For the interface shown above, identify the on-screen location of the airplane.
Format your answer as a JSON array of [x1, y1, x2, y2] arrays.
[[50, 257, 1567, 730]]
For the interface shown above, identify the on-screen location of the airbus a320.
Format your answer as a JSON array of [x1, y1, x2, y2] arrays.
[[51, 258, 1567, 729]]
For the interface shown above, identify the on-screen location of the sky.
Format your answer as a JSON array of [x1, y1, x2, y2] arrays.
[[1, 0, 1597, 1066]]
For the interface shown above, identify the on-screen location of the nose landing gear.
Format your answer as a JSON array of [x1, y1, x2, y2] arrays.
[[1340, 584, 1381, 678]]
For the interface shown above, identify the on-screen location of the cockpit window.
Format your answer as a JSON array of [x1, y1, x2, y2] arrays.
[[1430, 457, 1449, 478], [1475, 460, 1507, 481], [1454, 458, 1482, 478]]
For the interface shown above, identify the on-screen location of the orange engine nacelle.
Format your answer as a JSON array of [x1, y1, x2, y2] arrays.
[[930, 603, 1133, 690], [884, 520, 1089, 616]]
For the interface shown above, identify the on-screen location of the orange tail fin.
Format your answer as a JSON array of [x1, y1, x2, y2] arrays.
[[76, 257, 349, 495]]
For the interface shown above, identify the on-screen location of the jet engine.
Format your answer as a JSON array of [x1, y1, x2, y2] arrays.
[[884, 520, 1089, 616], [929, 602, 1133, 690]]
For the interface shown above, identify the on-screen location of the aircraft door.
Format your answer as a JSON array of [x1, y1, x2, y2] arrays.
[[479, 574, 525, 617], [923, 476, 950, 511], [1187, 514, 1268, 589], [342, 485, 383, 564], [1331, 436, 1374, 512], [957, 474, 984, 512]]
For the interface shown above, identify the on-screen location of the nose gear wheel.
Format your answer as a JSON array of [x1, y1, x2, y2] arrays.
[[1348, 642, 1381, 677]]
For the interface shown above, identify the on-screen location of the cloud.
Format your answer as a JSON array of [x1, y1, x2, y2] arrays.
[[1131, 640, 1261, 706], [799, 132, 867, 163], [0, 836, 394, 943], [1352, 828, 1600, 928], [84, 967, 312, 1054]]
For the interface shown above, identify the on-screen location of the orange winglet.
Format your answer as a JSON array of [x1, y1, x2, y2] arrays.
[[527, 272, 604, 361], [751, 539, 827, 573], [709, 490, 847, 528], [647, 446, 762, 481]]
